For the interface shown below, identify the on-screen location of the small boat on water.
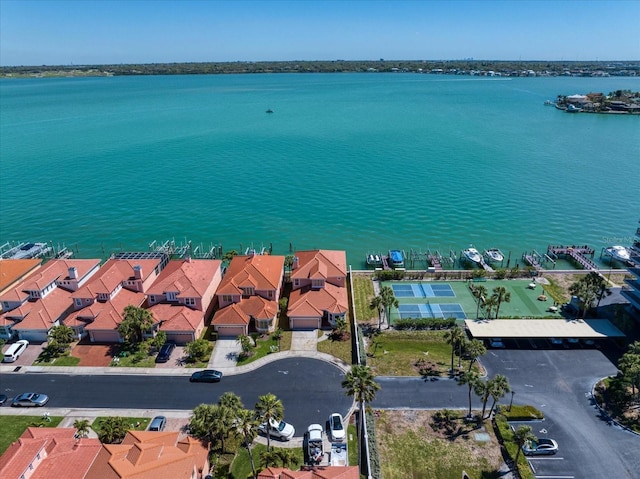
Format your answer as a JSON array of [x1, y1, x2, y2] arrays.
[[266, 109, 274, 114], [604, 245, 631, 264], [484, 248, 504, 263], [566, 104, 582, 113], [388, 249, 404, 268], [462, 247, 482, 264], [366, 253, 382, 266]]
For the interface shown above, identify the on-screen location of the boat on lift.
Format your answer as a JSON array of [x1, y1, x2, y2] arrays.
[[462, 247, 483, 264], [388, 249, 404, 268], [484, 248, 504, 263], [366, 253, 382, 266], [604, 245, 631, 264]]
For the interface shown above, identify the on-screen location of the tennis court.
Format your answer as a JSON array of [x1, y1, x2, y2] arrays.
[[398, 303, 467, 319], [391, 283, 455, 298]]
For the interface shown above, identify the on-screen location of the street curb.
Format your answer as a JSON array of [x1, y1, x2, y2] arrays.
[[590, 377, 640, 437]]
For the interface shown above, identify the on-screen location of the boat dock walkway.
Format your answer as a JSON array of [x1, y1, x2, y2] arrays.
[[547, 244, 598, 271]]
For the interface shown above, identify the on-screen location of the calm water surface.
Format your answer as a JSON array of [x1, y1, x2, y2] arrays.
[[1, 74, 639, 267]]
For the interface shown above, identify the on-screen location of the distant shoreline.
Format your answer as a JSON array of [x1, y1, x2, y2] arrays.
[[1, 60, 639, 79]]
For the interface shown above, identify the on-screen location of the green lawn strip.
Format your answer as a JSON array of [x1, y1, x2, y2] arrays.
[[317, 335, 352, 364], [494, 415, 535, 479], [111, 355, 156, 368], [0, 416, 63, 454], [367, 331, 456, 376], [353, 274, 376, 323], [231, 443, 304, 478], [376, 417, 498, 479], [92, 416, 150, 434], [347, 424, 358, 466], [34, 354, 81, 366]]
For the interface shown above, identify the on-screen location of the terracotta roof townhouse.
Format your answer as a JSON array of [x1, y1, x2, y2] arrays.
[[0, 427, 102, 479], [258, 466, 360, 479], [146, 258, 222, 344], [69, 258, 163, 343], [85, 430, 210, 479], [287, 250, 348, 330], [212, 254, 284, 337], [0, 259, 100, 341]]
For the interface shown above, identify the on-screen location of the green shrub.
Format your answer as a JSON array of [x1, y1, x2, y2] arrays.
[[394, 317, 456, 330]]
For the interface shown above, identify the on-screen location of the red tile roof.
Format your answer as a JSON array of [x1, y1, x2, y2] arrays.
[[8, 287, 73, 332], [0, 427, 101, 479], [147, 259, 221, 298], [213, 295, 278, 326], [217, 255, 284, 296], [287, 283, 348, 317], [149, 303, 203, 332], [291, 250, 346, 281], [81, 289, 146, 331], [258, 466, 359, 479], [86, 431, 209, 479], [71, 258, 161, 299], [0, 259, 42, 293]]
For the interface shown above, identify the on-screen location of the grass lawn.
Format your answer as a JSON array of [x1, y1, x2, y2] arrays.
[[34, 354, 81, 366], [0, 415, 63, 454], [352, 274, 377, 323], [236, 332, 292, 366], [317, 333, 353, 364], [347, 423, 358, 466], [376, 410, 505, 479], [367, 330, 459, 376]]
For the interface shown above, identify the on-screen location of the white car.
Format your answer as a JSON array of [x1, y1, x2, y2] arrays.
[[328, 413, 346, 442], [258, 418, 295, 441]]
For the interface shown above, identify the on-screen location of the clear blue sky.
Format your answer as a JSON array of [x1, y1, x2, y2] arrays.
[[1, 0, 639, 66]]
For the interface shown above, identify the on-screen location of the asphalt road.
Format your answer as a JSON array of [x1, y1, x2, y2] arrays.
[[0, 358, 352, 435]]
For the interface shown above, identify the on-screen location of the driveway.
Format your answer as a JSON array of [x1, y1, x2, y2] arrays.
[[290, 330, 318, 351], [209, 339, 241, 368]]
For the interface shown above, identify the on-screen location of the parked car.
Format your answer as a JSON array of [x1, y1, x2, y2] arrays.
[[489, 338, 505, 348], [0, 394, 7, 406], [307, 423, 325, 465], [549, 338, 564, 347], [3, 339, 29, 363], [523, 438, 558, 456], [328, 412, 345, 442], [155, 342, 175, 363], [189, 370, 223, 383], [258, 418, 295, 441], [12, 392, 49, 407], [148, 415, 167, 431], [567, 338, 580, 347]]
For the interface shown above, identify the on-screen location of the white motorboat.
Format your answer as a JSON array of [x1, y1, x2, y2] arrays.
[[462, 247, 482, 264], [484, 248, 504, 263], [605, 245, 631, 264]]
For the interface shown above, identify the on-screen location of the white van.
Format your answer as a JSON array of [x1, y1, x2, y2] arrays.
[[3, 340, 29, 363]]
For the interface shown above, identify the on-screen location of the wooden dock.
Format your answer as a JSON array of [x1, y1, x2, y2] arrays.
[[547, 244, 598, 271]]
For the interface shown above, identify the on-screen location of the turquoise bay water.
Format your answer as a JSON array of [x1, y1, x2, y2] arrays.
[[1, 74, 639, 267]]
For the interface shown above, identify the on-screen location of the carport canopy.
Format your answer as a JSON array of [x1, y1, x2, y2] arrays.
[[465, 319, 625, 339]]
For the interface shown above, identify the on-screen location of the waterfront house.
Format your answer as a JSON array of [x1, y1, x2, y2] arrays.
[[69, 257, 163, 342], [0, 259, 42, 297], [212, 253, 284, 336], [258, 466, 359, 479], [0, 428, 102, 479], [0, 259, 100, 341], [287, 250, 348, 330], [147, 258, 222, 344], [85, 430, 210, 479]]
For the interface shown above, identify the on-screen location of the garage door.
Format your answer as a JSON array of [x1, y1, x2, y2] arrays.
[[216, 326, 246, 337], [290, 318, 320, 330], [89, 331, 121, 343], [166, 332, 194, 345]]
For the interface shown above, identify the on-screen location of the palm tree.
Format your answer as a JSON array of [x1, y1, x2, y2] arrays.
[[483, 295, 498, 320], [342, 365, 380, 460], [458, 370, 481, 418], [189, 404, 233, 453], [118, 305, 154, 344], [465, 338, 487, 372], [472, 285, 487, 319], [487, 374, 511, 418], [275, 448, 298, 468], [219, 391, 243, 415], [259, 449, 280, 468], [97, 416, 128, 444], [369, 294, 384, 329], [443, 326, 465, 373], [255, 393, 284, 451], [234, 408, 259, 479], [491, 286, 511, 319], [380, 286, 399, 326], [513, 425, 536, 464], [73, 418, 91, 438]]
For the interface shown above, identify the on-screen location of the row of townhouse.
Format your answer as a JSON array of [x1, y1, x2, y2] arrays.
[[0, 426, 358, 479], [0, 249, 347, 344]]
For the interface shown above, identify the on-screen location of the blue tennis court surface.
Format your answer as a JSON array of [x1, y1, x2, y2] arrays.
[[398, 303, 467, 319], [391, 283, 455, 298]]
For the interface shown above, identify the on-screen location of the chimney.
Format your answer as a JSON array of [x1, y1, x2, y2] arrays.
[[68, 266, 78, 279], [133, 265, 142, 279]]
